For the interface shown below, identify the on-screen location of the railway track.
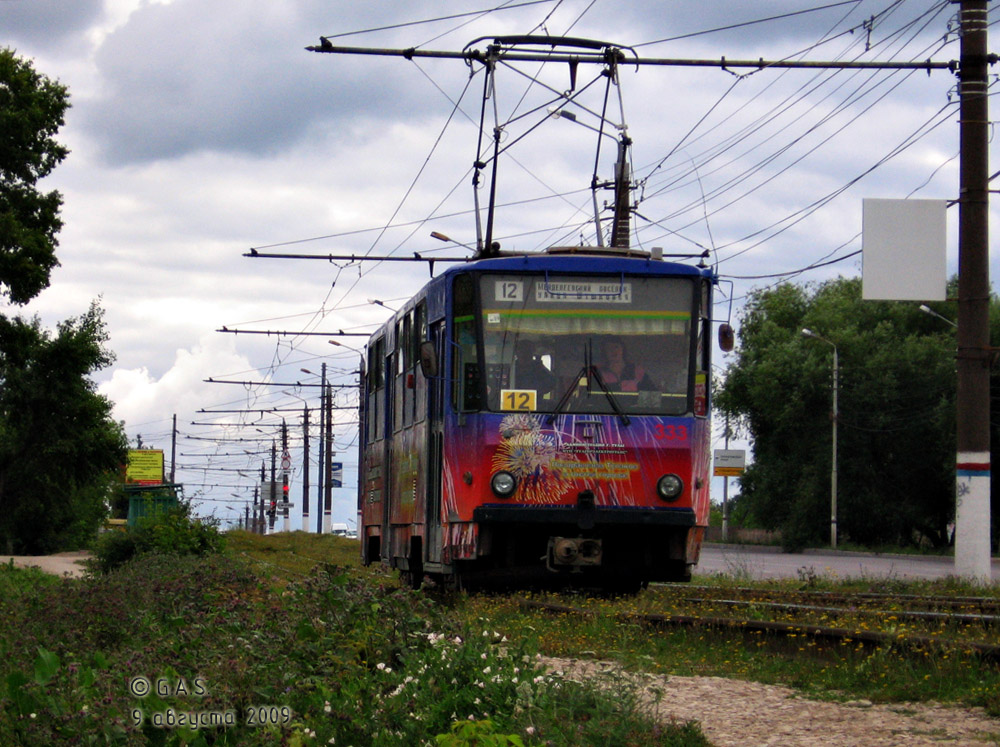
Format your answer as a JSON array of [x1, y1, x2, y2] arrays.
[[517, 585, 1000, 663], [664, 584, 1000, 614]]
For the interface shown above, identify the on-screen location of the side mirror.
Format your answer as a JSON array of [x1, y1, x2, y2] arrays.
[[718, 323, 735, 352], [419, 340, 438, 377]]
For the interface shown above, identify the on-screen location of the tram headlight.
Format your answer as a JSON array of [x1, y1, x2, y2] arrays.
[[656, 474, 683, 502], [490, 471, 517, 498]]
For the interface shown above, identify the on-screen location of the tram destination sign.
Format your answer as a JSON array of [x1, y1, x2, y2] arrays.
[[713, 449, 746, 477], [536, 281, 631, 303]]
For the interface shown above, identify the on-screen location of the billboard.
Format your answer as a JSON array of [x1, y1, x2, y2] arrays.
[[126, 449, 164, 485], [862, 199, 946, 301]]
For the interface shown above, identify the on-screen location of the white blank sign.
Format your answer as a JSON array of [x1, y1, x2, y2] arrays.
[[862, 198, 946, 301]]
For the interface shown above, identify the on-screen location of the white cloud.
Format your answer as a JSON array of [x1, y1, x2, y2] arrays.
[[3, 1, 995, 527]]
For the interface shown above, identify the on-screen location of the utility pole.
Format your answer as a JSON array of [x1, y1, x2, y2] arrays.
[[317, 362, 327, 533], [269, 441, 277, 532], [722, 413, 730, 543], [170, 414, 177, 484], [255, 478, 263, 535], [324, 378, 334, 534], [953, 0, 992, 582], [281, 420, 290, 533], [302, 405, 310, 530]]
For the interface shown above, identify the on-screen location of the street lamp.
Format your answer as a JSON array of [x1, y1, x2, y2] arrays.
[[919, 304, 958, 328], [801, 328, 839, 549]]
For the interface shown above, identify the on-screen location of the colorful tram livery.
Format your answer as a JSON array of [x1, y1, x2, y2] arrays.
[[359, 247, 721, 591]]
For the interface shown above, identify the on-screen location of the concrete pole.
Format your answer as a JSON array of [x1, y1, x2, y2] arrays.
[[953, 0, 992, 582]]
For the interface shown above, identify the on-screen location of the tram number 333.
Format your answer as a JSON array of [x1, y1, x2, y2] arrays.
[[654, 424, 688, 441]]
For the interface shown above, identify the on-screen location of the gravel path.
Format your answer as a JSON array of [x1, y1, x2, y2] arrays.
[[542, 656, 1000, 746]]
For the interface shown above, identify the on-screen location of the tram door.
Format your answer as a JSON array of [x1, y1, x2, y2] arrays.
[[425, 321, 445, 564], [380, 343, 393, 562]]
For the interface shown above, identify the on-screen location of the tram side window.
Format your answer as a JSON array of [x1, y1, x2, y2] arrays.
[[414, 302, 427, 424], [694, 279, 711, 416], [367, 338, 385, 442], [401, 313, 414, 427], [452, 274, 481, 411], [392, 322, 404, 433]]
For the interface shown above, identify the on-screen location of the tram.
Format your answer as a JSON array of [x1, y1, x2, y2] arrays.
[[342, 34, 733, 591], [358, 245, 726, 590]]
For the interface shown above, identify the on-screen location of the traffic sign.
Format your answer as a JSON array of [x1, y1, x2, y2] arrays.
[[713, 449, 746, 477]]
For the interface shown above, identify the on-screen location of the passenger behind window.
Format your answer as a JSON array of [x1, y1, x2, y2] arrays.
[[596, 337, 654, 392], [514, 339, 555, 397]]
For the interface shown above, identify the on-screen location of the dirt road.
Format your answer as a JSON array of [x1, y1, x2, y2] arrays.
[[1, 551, 90, 578]]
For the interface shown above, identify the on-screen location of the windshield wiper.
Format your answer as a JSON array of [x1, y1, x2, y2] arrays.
[[546, 365, 587, 425], [544, 364, 630, 426], [587, 365, 630, 426]]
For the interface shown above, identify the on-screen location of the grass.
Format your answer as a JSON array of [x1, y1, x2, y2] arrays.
[[230, 532, 1000, 713], [0, 530, 708, 746], [3, 526, 996, 744]]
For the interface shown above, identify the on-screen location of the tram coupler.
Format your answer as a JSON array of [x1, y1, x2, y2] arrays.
[[546, 536, 603, 572]]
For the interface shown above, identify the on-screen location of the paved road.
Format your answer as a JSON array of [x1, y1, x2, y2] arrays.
[[695, 543, 1000, 582]]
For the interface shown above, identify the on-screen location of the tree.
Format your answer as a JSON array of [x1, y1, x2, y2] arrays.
[[716, 277, 959, 550], [0, 51, 126, 553], [0, 47, 69, 305], [0, 303, 128, 553]]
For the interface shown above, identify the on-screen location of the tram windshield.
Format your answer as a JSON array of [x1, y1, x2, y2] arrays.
[[472, 273, 697, 416]]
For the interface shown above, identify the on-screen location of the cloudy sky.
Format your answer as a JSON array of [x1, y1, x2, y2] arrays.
[[2, 0, 992, 529]]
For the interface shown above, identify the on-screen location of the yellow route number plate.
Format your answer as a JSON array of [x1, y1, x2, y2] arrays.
[[500, 389, 537, 411]]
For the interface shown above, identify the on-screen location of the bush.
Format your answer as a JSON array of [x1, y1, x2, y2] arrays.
[[90, 503, 225, 574]]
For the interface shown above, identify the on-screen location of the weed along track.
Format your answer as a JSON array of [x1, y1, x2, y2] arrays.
[[515, 584, 1000, 665], [673, 583, 1000, 615]]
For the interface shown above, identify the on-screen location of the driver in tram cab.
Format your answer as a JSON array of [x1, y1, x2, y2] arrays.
[[514, 339, 555, 397], [596, 337, 654, 391]]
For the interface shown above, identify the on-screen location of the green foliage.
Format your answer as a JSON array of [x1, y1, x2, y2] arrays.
[[91, 502, 225, 574], [0, 47, 69, 305], [0, 302, 128, 554], [716, 278, 960, 550], [0, 552, 704, 745], [436, 719, 525, 746]]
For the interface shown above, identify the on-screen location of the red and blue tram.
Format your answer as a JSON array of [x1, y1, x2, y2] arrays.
[[358, 245, 721, 591]]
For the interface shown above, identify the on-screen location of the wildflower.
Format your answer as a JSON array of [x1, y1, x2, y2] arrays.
[[483, 666, 491, 675], [324, 701, 332, 713], [526, 726, 536, 736]]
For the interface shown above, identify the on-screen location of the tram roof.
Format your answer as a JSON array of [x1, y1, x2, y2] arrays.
[[438, 248, 715, 280]]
